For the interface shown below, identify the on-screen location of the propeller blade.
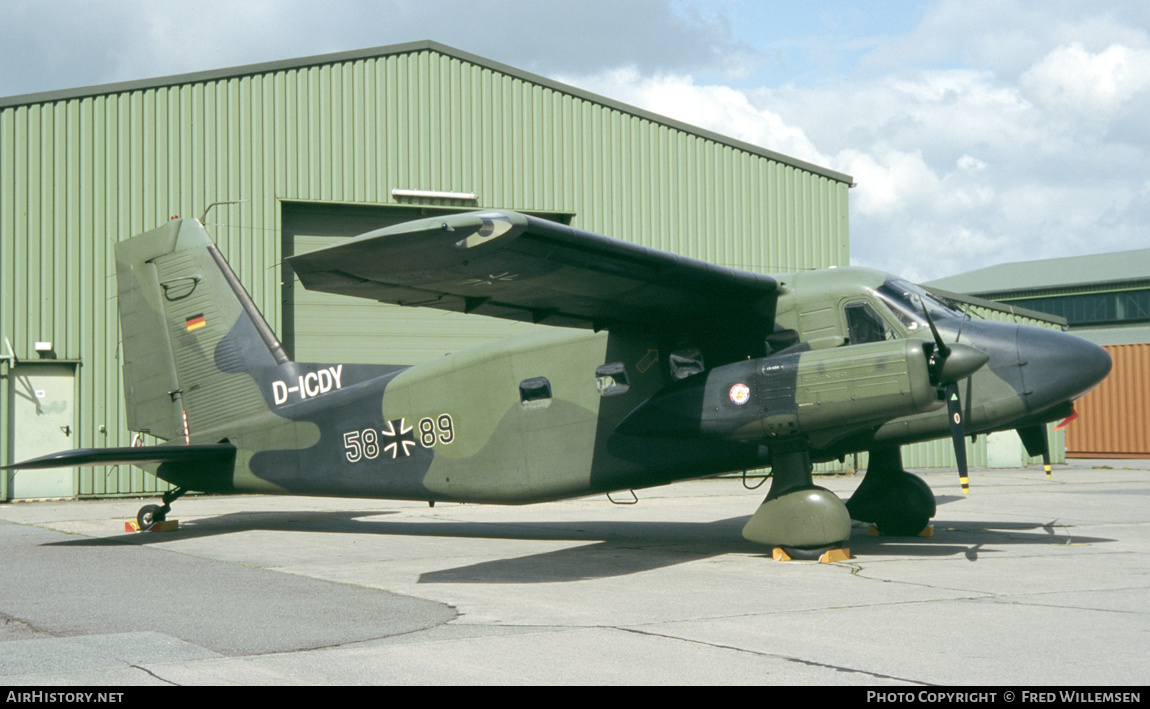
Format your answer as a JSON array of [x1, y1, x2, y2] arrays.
[[915, 291, 982, 494], [1041, 427, 1052, 480], [918, 295, 987, 385], [923, 303, 950, 360], [922, 303, 949, 383], [1017, 425, 1053, 480], [945, 384, 969, 494]]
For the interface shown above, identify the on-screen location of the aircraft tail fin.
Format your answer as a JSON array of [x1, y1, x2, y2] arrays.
[[116, 219, 287, 441]]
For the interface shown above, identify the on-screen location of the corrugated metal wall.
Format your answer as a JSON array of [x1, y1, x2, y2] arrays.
[[1066, 344, 1150, 457], [0, 42, 850, 497]]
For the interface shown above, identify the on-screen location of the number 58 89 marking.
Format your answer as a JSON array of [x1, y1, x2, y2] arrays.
[[343, 413, 455, 463]]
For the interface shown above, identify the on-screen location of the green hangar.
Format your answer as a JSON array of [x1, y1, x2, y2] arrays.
[[1, 41, 853, 500]]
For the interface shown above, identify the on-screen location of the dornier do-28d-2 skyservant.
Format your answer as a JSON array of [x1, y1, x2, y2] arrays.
[[5, 211, 1111, 551]]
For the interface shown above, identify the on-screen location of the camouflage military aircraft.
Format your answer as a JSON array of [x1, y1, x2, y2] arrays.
[[5, 211, 1111, 550]]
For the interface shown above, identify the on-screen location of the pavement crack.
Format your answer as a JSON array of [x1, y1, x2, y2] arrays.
[[0, 611, 55, 638], [129, 665, 181, 685], [613, 626, 931, 685]]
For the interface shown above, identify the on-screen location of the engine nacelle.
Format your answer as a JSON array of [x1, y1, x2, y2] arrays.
[[616, 339, 942, 447]]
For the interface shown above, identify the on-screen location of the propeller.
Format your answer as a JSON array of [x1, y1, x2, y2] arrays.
[[919, 298, 989, 494], [1029, 409, 1080, 480], [1018, 424, 1052, 480]]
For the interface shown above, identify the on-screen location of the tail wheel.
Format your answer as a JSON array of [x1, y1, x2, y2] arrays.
[[136, 504, 164, 531]]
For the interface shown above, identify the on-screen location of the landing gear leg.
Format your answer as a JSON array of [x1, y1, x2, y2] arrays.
[[136, 486, 187, 531], [742, 443, 851, 548], [846, 446, 936, 536]]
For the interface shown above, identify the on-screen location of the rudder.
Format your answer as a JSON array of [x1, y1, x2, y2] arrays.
[[116, 219, 287, 442]]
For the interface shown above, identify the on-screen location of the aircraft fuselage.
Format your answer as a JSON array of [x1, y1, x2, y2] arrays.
[[206, 266, 1108, 505]]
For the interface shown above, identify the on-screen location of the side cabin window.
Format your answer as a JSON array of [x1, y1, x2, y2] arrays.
[[595, 362, 630, 396], [845, 302, 892, 345], [519, 377, 553, 410], [669, 348, 705, 380]]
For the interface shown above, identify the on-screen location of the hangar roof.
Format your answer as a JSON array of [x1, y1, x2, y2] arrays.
[[926, 248, 1150, 296], [0, 39, 852, 185]]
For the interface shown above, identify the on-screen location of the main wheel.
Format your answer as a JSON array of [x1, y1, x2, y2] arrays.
[[848, 471, 936, 537], [873, 509, 931, 537]]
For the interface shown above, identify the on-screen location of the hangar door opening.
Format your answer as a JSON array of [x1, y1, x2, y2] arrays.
[[281, 203, 570, 366]]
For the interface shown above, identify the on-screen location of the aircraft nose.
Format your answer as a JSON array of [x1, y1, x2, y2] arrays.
[[1018, 326, 1112, 412]]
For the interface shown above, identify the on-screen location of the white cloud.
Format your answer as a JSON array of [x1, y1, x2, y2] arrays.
[[557, 38, 1150, 280], [1021, 42, 1150, 118], [555, 68, 828, 166], [861, 0, 1150, 81], [0, 0, 756, 97], [957, 155, 987, 172], [3, 0, 1147, 282], [836, 148, 938, 217]]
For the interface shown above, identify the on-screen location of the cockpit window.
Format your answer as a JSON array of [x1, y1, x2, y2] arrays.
[[876, 279, 964, 334], [845, 302, 892, 344]]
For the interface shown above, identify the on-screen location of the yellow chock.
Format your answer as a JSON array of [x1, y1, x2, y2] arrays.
[[867, 525, 879, 536], [771, 546, 850, 562], [124, 519, 180, 533], [818, 548, 851, 563], [918, 525, 934, 538]]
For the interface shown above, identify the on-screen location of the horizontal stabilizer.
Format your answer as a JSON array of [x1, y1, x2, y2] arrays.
[[2, 444, 236, 470]]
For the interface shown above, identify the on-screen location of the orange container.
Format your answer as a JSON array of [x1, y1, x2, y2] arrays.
[[1066, 344, 1150, 458]]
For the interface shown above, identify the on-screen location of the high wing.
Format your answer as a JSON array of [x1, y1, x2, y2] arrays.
[[288, 210, 778, 359]]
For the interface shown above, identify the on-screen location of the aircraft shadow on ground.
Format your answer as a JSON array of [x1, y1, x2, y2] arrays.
[[848, 519, 1113, 562], [41, 507, 1115, 584]]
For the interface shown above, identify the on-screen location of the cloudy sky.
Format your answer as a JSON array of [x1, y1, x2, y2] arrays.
[[3, 0, 1148, 281]]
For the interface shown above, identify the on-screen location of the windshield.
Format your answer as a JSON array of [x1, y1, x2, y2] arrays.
[[875, 279, 964, 334]]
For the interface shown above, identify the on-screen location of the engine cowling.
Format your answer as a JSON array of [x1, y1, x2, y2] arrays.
[[616, 339, 944, 447]]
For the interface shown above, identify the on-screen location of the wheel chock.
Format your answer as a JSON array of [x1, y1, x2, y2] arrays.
[[124, 519, 179, 533], [771, 546, 851, 562], [818, 548, 851, 563]]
